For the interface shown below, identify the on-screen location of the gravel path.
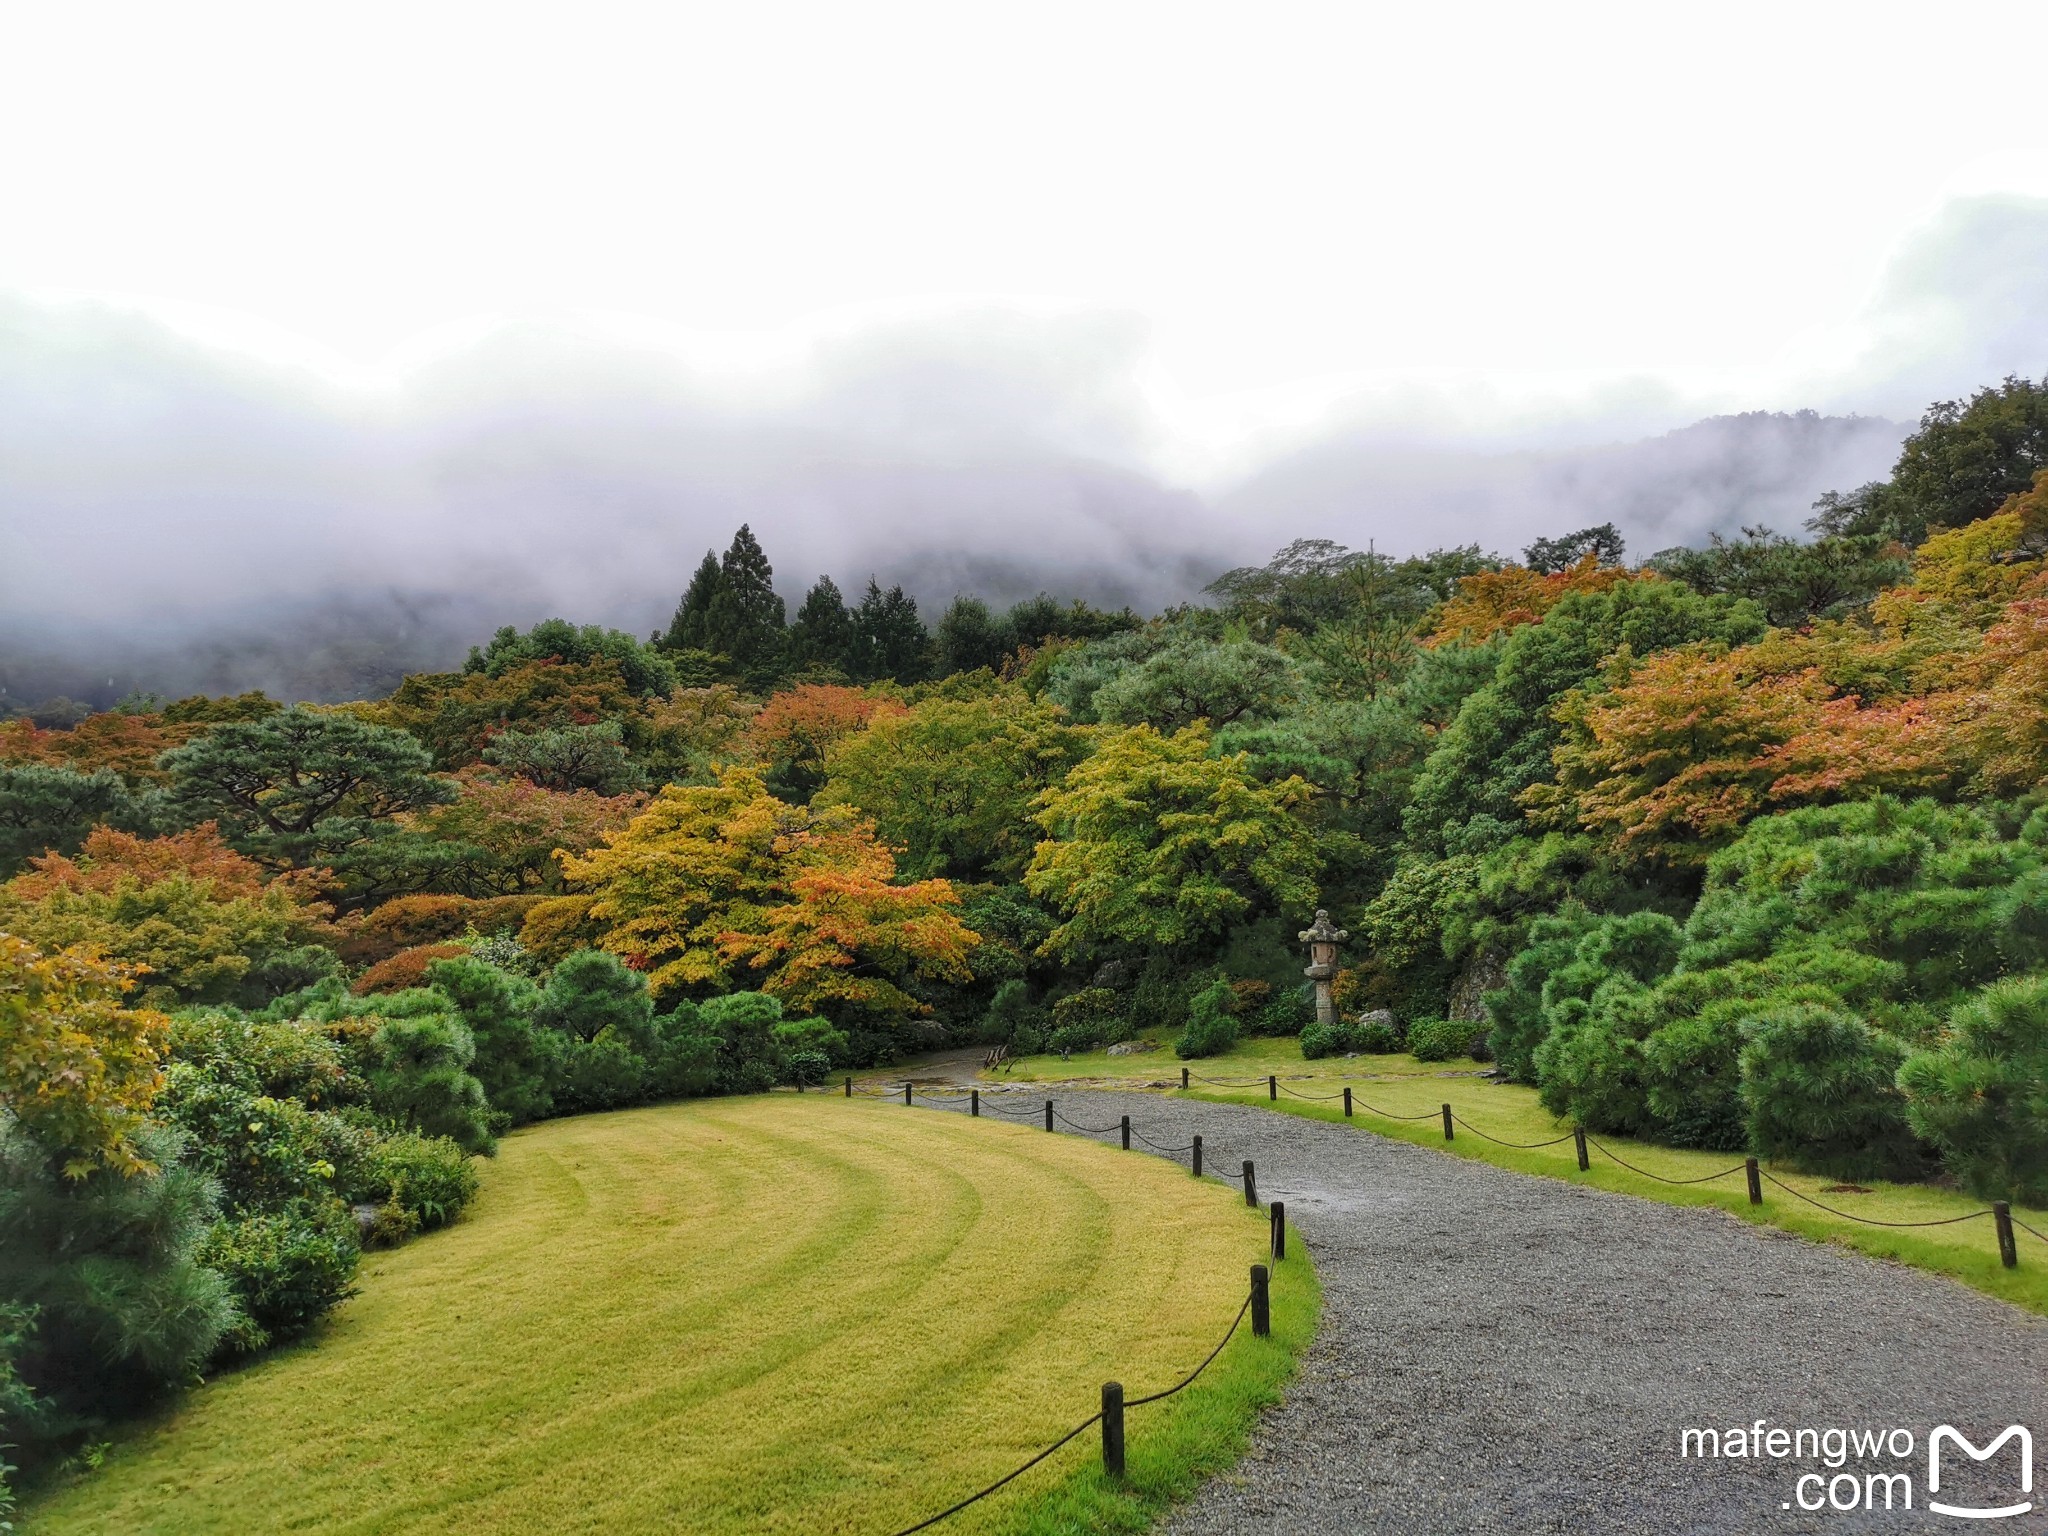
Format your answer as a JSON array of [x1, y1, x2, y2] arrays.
[[912, 1086, 2048, 1534]]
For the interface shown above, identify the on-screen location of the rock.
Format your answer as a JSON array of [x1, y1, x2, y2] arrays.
[[1105, 1040, 1157, 1056], [1089, 959, 1134, 990], [351, 1203, 382, 1237], [1448, 948, 1507, 1023], [1357, 1009, 1397, 1030]]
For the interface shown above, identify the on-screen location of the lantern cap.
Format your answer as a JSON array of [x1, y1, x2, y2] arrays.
[[1298, 909, 1348, 946]]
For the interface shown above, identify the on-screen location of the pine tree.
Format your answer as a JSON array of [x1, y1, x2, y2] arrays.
[[660, 551, 725, 653], [787, 575, 857, 673], [933, 596, 1015, 676], [851, 579, 931, 683], [710, 524, 786, 672]]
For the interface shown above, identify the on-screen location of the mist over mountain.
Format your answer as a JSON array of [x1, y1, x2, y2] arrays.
[[8, 190, 2048, 708]]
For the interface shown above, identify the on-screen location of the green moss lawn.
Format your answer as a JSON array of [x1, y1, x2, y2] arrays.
[[985, 1036, 2048, 1315], [28, 1096, 1314, 1536]]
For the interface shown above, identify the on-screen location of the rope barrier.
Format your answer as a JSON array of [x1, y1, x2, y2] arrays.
[[1586, 1140, 1747, 1186], [2016, 1216, 2047, 1245], [1052, 1109, 1124, 1136], [1276, 1082, 1348, 1101], [1447, 1115, 1578, 1150], [1760, 1172, 1996, 1228], [885, 1282, 1257, 1535], [1346, 1099, 1441, 1121], [1124, 1291, 1253, 1407], [1129, 1127, 1197, 1154], [887, 1410, 1103, 1536]]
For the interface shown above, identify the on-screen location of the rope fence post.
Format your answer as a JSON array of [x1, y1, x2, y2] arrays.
[[1441, 1103, 1454, 1141], [1181, 1067, 1189, 1090], [1574, 1126, 1589, 1171], [1746, 1158, 1762, 1205], [1343, 1086, 1352, 1118], [1242, 1160, 1257, 1207], [1100, 1382, 1125, 1479], [971, 1088, 979, 1118], [1121, 1114, 1131, 1151], [844, 1076, 852, 1097], [1996, 1202, 2019, 1269], [905, 1081, 913, 1107], [1268, 1074, 1277, 1102], [1192, 1134, 1203, 1178], [1045, 1100, 1054, 1132], [1271, 1200, 1286, 1261], [1251, 1264, 1270, 1337]]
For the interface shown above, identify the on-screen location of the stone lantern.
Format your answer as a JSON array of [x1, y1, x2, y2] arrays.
[[1298, 909, 1349, 1027]]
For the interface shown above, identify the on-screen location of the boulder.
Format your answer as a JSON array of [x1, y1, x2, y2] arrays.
[[1105, 1040, 1156, 1056]]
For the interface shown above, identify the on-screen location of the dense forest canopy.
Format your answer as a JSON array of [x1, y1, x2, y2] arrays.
[[7, 374, 2048, 1495]]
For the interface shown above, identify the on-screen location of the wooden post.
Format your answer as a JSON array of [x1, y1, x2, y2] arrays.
[[1120, 1114, 1131, 1151], [1573, 1126, 1589, 1171], [1192, 1134, 1203, 1178], [1181, 1067, 1190, 1090], [1242, 1160, 1257, 1207], [844, 1076, 852, 1097], [1745, 1158, 1762, 1205], [904, 1081, 913, 1106], [1100, 1382, 1125, 1479], [1250, 1264, 1270, 1337], [1045, 1100, 1054, 1132], [1268, 1074, 1277, 1102], [1441, 1103, 1454, 1140], [1995, 1202, 2018, 1269], [1343, 1086, 1353, 1118], [1271, 1200, 1286, 1261], [971, 1088, 980, 1118]]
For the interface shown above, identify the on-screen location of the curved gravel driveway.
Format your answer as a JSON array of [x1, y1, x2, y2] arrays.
[[911, 1084, 2047, 1535]]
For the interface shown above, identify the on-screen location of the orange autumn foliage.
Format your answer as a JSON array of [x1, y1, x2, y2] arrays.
[[745, 685, 906, 773], [1535, 643, 1949, 863], [1424, 555, 1644, 646], [0, 711, 196, 783]]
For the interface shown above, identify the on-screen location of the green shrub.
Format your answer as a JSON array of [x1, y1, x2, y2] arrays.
[[0, 1124, 237, 1474], [1901, 975, 2048, 1203], [535, 949, 655, 1045], [1298, 1021, 1344, 1059], [1738, 1003, 1923, 1182], [1175, 980, 1240, 1060], [1405, 1017, 1474, 1062], [158, 1071, 344, 1214], [980, 979, 1045, 1050], [701, 992, 783, 1095], [784, 1050, 831, 1087], [1253, 988, 1314, 1037], [647, 1004, 718, 1100], [365, 1133, 478, 1231], [199, 1202, 361, 1355], [1049, 988, 1120, 1053], [426, 956, 554, 1127], [1352, 1015, 1401, 1054]]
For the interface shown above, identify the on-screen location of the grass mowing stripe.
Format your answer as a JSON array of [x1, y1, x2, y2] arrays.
[[27, 1096, 1308, 1536]]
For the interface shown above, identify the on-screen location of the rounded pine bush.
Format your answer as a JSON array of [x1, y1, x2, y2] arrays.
[[1407, 1017, 1477, 1063]]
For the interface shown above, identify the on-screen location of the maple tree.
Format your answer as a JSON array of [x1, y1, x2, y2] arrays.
[[816, 691, 1091, 879], [1423, 555, 1643, 646], [0, 933, 169, 1178], [746, 683, 907, 798], [1536, 643, 1948, 864], [542, 769, 976, 1019], [0, 824, 336, 1003], [1024, 724, 1320, 958], [0, 710, 195, 784]]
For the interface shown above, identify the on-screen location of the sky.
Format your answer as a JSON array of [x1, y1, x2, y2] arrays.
[[4, 0, 2048, 687]]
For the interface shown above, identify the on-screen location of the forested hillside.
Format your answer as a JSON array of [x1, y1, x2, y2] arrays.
[[4, 374, 2048, 1512]]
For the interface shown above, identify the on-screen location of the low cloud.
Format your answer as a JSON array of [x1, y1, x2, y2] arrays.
[[3, 196, 2045, 702]]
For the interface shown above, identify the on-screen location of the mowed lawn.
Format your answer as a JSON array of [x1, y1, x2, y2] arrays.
[[982, 1037, 2048, 1315], [29, 1096, 1308, 1536]]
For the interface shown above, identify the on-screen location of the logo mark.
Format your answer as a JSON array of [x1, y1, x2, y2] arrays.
[[1929, 1425, 2033, 1520]]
